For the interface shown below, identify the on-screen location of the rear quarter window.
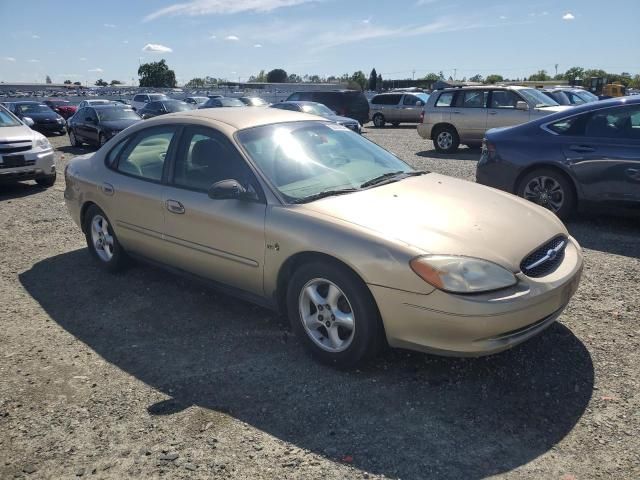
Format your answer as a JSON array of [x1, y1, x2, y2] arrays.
[[435, 92, 454, 107]]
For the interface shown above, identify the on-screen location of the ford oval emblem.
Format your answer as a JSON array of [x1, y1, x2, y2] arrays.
[[546, 248, 557, 261]]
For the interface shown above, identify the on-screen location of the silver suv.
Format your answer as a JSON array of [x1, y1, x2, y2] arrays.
[[418, 86, 570, 153], [0, 104, 56, 187], [369, 92, 430, 127]]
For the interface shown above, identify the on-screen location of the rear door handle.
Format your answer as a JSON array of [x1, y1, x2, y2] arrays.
[[101, 183, 114, 196], [166, 199, 185, 214], [569, 145, 595, 153], [488, 111, 498, 115]]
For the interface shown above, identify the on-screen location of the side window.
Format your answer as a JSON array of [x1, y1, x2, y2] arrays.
[[403, 95, 420, 106], [116, 128, 176, 181], [172, 127, 258, 193], [435, 92, 454, 107], [460, 90, 488, 108], [371, 95, 383, 105], [76, 107, 86, 119], [547, 114, 589, 136], [105, 139, 128, 168], [87, 108, 98, 121], [585, 106, 640, 139], [133, 95, 143, 102], [490, 91, 520, 109], [288, 93, 301, 101]]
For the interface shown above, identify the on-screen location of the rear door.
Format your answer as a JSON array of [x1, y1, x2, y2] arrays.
[[161, 125, 267, 295], [451, 89, 489, 143], [552, 105, 640, 203], [486, 90, 530, 129], [400, 94, 424, 123]]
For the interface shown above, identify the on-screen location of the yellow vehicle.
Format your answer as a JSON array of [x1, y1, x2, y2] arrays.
[[587, 77, 627, 98], [602, 82, 626, 97]]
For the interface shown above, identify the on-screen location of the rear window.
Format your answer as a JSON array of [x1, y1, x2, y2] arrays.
[[133, 95, 146, 102], [371, 94, 402, 105], [435, 92, 454, 107]]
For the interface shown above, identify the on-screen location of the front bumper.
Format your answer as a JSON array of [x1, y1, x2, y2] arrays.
[[33, 121, 66, 133], [417, 123, 434, 139], [370, 236, 583, 356], [0, 149, 56, 182]]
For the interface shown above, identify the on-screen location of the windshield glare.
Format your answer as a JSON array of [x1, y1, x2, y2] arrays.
[[220, 98, 244, 107], [301, 103, 335, 117], [0, 108, 22, 127], [165, 101, 193, 112], [149, 94, 168, 101], [18, 104, 53, 114], [237, 121, 413, 202], [97, 108, 140, 121], [519, 88, 558, 107]]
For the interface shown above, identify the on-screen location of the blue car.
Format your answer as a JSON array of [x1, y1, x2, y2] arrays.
[[476, 96, 640, 219]]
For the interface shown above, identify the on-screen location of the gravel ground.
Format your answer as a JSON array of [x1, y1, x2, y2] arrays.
[[1, 126, 638, 479]]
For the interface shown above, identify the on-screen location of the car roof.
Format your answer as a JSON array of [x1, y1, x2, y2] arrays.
[[142, 107, 321, 131], [439, 85, 529, 92], [280, 101, 321, 106], [91, 104, 130, 110]]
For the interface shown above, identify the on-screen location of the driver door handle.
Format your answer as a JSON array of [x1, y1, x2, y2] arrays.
[[166, 199, 185, 214], [569, 145, 595, 153]]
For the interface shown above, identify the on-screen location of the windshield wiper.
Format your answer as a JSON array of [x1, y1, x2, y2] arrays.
[[360, 170, 426, 189], [291, 188, 358, 204]]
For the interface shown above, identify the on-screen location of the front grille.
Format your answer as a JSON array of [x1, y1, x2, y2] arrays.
[[0, 144, 32, 154], [0, 159, 36, 169], [520, 235, 567, 278]]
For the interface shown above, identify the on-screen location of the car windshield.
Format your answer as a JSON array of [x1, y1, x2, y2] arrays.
[[149, 94, 168, 101], [219, 98, 244, 107], [190, 97, 207, 103], [96, 108, 140, 121], [18, 103, 53, 114], [90, 100, 112, 105], [300, 103, 335, 117], [243, 97, 267, 106], [518, 88, 559, 107], [415, 93, 430, 102], [165, 101, 193, 112], [0, 108, 22, 127], [575, 90, 597, 102], [237, 121, 414, 202]]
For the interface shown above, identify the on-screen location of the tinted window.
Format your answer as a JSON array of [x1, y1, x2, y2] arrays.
[[116, 128, 176, 181], [86, 108, 98, 121], [460, 90, 487, 108], [490, 91, 521, 109], [585, 106, 640, 139], [133, 95, 145, 102], [435, 92, 454, 107], [173, 127, 256, 192], [372, 94, 401, 105], [547, 114, 589, 136], [287, 93, 302, 101]]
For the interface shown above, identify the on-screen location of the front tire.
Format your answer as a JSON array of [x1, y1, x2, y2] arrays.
[[372, 113, 385, 128], [69, 129, 81, 147], [98, 133, 106, 147], [84, 205, 128, 272], [286, 261, 383, 368], [516, 168, 576, 220], [36, 173, 56, 188], [433, 126, 460, 153]]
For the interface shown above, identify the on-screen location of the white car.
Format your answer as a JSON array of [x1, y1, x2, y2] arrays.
[[131, 93, 169, 112], [0, 105, 56, 187]]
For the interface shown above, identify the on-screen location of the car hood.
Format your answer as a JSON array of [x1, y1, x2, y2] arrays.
[[24, 112, 60, 121], [100, 119, 140, 130], [0, 124, 37, 142], [302, 173, 567, 271], [325, 114, 359, 125]]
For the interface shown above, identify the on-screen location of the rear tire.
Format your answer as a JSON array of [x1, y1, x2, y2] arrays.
[[98, 133, 106, 147], [286, 261, 383, 368], [433, 126, 460, 153], [36, 173, 56, 188], [516, 168, 576, 220], [84, 205, 129, 273], [372, 113, 385, 128]]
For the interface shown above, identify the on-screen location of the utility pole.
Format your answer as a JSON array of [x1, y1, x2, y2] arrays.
[[453, 68, 457, 81], [412, 69, 415, 80], [555, 64, 559, 77]]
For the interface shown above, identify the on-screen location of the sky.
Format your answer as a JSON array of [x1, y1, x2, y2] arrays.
[[1, 0, 639, 86]]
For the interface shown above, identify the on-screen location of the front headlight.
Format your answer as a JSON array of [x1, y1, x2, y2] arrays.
[[410, 255, 517, 293], [35, 135, 52, 150]]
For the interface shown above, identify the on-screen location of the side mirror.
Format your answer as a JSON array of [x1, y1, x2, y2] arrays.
[[416, 100, 424, 107], [515, 101, 529, 111], [208, 179, 249, 200], [22, 117, 35, 127]]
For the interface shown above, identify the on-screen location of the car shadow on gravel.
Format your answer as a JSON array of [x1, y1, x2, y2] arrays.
[[0, 182, 50, 201], [57, 145, 96, 155], [20, 250, 594, 480], [567, 215, 640, 259], [417, 148, 480, 161]]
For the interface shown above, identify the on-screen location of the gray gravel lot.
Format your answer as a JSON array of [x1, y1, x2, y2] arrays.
[[1, 126, 639, 479]]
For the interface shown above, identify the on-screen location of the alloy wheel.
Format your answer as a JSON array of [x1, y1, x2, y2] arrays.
[[437, 131, 453, 150], [298, 278, 355, 353], [90, 215, 115, 262], [523, 176, 565, 212]]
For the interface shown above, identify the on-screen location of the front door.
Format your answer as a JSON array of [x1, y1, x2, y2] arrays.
[[400, 94, 424, 123], [161, 125, 267, 296], [486, 90, 531, 130]]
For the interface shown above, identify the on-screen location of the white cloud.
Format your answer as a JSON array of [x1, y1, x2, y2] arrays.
[[32, 34, 40, 39], [88, 68, 104, 73], [3, 56, 16, 62], [142, 43, 173, 53], [562, 12, 575, 20], [104, 23, 117, 28], [144, 0, 318, 21], [254, 43, 263, 48], [27, 59, 40, 63], [225, 35, 240, 41]]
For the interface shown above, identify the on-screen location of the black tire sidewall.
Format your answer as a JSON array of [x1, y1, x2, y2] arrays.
[[286, 261, 382, 368], [36, 173, 56, 187], [517, 168, 576, 220], [433, 126, 460, 153], [69, 129, 78, 147], [83, 205, 127, 272], [373, 114, 385, 128]]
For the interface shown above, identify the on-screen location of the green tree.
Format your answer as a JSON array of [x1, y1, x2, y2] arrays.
[[485, 74, 504, 84], [583, 69, 607, 80], [528, 70, 551, 81], [469, 74, 483, 83], [422, 72, 440, 82], [287, 73, 301, 83], [63, 79, 72, 85], [266, 68, 287, 83], [185, 77, 206, 88], [110, 80, 122, 86], [95, 78, 108, 87], [309, 74, 320, 83], [629, 74, 640, 89], [563, 67, 584, 83], [73, 81, 81, 86], [138, 59, 177, 88], [350, 70, 366, 91], [376, 73, 382, 90], [368, 68, 377, 91], [45, 75, 52, 84]]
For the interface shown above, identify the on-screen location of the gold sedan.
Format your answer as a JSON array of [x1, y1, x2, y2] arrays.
[[64, 108, 583, 367]]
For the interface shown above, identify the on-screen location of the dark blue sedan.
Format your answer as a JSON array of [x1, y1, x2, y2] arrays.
[[476, 96, 640, 219]]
